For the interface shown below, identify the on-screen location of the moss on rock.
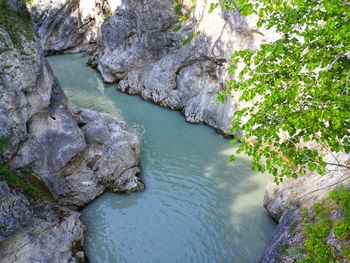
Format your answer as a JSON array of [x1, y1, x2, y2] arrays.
[[0, 164, 53, 201], [0, 0, 35, 48], [295, 186, 350, 263], [0, 134, 12, 154]]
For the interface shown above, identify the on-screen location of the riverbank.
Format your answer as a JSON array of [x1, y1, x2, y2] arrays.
[[46, 1, 350, 261], [0, 1, 143, 262], [48, 53, 276, 262], [1, 0, 349, 262]]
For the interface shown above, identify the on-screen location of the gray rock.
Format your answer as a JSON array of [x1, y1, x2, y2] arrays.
[[29, 0, 114, 54], [0, 180, 84, 263], [261, 153, 350, 262], [94, 0, 274, 134], [55, 108, 143, 207], [261, 195, 350, 263], [96, 0, 177, 82], [264, 153, 350, 221], [0, 40, 143, 207], [26, 0, 275, 134], [260, 210, 301, 263], [0, 2, 143, 261]]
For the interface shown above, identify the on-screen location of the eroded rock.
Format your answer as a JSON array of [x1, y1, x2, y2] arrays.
[[0, 180, 84, 263], [29, 0, 121, 54], [93, 0, 277, 134], [26, 0, 277, 134], [261, 153, 350, 262], [0, 1, 143, 261]]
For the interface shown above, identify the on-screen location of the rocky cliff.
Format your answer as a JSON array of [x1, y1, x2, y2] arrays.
[[94, 0, 275, 134], [4, 0, 349, 262], [29, 0, 118, 54], [261, 153, 350, 262], [30, 0, 275, 134], [0, 1, 143, 262]]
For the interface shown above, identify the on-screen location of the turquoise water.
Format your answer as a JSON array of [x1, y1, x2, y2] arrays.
[[47, 54, 276, 263]]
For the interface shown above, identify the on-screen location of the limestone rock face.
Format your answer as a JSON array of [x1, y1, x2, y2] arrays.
[[25, 0, 281, 134], [54, 108, 143, 206], [261, 153, 350, 262], [93, 0, 275, 134], [0, 180, 84, 263], [27, 0, 277, 134], [96, 0, 177, 82], [29, 0, 122, 54], [0, 26, 143, 207], [0, 1, 143, 261], [264, 153, 350, 222]]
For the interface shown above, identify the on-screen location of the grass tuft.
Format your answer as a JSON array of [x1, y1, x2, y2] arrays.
[[295, 186, 350, 262], [0, 164, 53, 200], [0, 0, 35, 48]]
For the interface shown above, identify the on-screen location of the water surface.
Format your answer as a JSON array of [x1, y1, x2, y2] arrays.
[[47, 54, 276, 263]]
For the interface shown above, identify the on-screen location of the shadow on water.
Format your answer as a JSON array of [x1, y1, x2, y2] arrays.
[[47, 53, 276, 263]]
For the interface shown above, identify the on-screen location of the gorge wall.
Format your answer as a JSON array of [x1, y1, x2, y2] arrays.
[[45, 1, 349, 261], [1, 0, 349, 262], [29, 0, 117, 54], [0, 1, 143, 262], [94, 0, 273, 134], [30, 0, 276, 134]]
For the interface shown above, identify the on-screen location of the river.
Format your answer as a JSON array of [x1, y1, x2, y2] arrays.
[[47, 53, 276, 263]]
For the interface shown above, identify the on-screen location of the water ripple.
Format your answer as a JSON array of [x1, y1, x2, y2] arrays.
[[48, 54, 276, 263]]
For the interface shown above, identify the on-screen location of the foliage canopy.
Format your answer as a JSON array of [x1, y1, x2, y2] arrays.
[[216, 0, 350, 182]]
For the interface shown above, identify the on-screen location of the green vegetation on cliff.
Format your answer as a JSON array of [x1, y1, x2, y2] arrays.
[[0, 134, 12, 154], [172, 0, 198, 35], [0, 0, 34, 48], [173, 0, 196, 22], [0, 164, 52, 200], [0, 136, 52, 200], [216, 0, 350, 182], [290, 186, 350, 262]]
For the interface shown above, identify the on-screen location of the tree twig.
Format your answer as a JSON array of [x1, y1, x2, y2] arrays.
[[300, 172, 350, 199]]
